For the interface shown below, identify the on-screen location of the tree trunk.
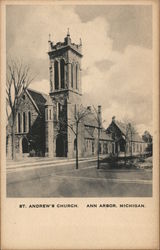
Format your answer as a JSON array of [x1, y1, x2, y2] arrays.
[[131, 133, 132, 157], [76, 123, 78, 169], [11, 124, 15, 160]]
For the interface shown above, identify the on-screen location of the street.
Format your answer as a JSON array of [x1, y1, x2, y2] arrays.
[[7, 158, 152, 197]]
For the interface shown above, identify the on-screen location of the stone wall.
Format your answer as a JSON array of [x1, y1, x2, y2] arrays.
[[6, 91, 45, 159]]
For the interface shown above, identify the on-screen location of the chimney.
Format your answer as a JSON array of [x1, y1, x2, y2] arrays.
[[128, 123, 132, 130], [80, 38, 82, 46], [112, 116, 116, 122], [48, 33, 51, 43], [98, 105, 102, 127]]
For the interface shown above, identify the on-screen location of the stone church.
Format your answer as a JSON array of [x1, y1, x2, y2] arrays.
[[6, 31, 114, 159], [106, 116, 147, 156]]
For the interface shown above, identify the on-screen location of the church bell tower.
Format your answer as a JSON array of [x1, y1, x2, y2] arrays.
[[48, 29, 82, 96], [47, 30, 83, 158]]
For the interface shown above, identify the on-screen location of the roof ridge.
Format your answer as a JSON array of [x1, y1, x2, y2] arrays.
[[27, 87, 49, 97], [113, 120, 143, 141], [115, 120, 126, 126], [25, 89, 40, 114]]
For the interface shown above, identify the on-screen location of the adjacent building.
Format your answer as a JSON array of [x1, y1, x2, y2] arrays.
[[106, 116, 147, 156]]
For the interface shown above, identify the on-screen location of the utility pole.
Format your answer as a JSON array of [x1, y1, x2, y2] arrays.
[[97, 123, 100, 169], [97, 105, 102, 169], [92, 105, 102, 170]]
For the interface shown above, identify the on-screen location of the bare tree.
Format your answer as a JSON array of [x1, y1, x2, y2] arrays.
[[141, 130, 152, 155], [59, 104, 90, 169], [122, 117, 137, 157], [6, 58, 35, 159], [142, 131, 152, 144]]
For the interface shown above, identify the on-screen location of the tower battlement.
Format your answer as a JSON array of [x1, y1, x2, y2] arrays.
[[48, 30, 82, 57], [48, 30, 82, 95]]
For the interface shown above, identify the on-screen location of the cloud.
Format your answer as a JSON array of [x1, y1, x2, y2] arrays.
[[29, 79, 50, 94], [6, 5, 153, 134], [75, 5, 152, 51], [83, 45, 152, 134], [7, 6, 112, 67]]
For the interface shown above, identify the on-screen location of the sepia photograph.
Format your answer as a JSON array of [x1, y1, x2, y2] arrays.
[[5, 4, 154, 198], [1, 1, 159, 250]]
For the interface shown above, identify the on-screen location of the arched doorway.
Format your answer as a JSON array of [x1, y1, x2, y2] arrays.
[[56, 134, 66, 157], [115, 142, 119, 154], [22, 137, 29, 153]]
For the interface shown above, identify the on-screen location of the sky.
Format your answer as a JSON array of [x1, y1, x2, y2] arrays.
[[6, 4, 153, 135]]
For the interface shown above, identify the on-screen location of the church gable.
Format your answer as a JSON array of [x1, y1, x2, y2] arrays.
[[15, 90, 39, 133], [10, 88, 48, 135], [6, 88, 48, 158], [17, 90, 39, 115], [107, 120, 125, 141], [27, 89, 48, 115]]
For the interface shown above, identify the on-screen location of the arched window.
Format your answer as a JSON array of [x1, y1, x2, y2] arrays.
[[28, 111, 31, 131], [92, 141, 94, 155], [74, 138, 77, 151], [17, 113, 21, 133], [76, 64, 78, 89], [112, 143, 115, 154], [74, 104, 77, 118], [99, 142, 101, 154], [49, 109, 52, 120], [56, 134, 66, 157], [60, 59, 65, 89], [23, 112, 26, 132], [6, 135, 9, 153], [45, 108, 48, 120], [54, 61, 59, 90], [22, 137, 28, 153], [133, 142, 135, 153], [106, 143, 108, 154], [56, 102, 62, 120], [56, 103, 58, 121], [71, 63, 74, 88]]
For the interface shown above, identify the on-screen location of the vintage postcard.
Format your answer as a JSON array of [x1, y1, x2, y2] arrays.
[[0, 0, 159, 249]]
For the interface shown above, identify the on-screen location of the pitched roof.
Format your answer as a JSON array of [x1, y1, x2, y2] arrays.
[[27, 88, 49, 114], [83, 111, 98, 127], [128, 132, 143, 142], [84, 128, 94, 139], [100, 129, 113, 141], [111, 119, 144, 142], [84, 126, 113, 141], [83, 107, 113, 141], [114, 120, 126, 135]]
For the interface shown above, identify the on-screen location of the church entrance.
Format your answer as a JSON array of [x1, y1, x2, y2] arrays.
[[56, 134, 66, 157], [115, 142, 119, 154], [22, 137, 29, 153]]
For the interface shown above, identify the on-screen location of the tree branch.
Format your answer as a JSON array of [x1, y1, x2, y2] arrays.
[[6, 57, 35, 124]]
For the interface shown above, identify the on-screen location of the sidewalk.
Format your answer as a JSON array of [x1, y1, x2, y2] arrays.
[[6, 156, 99, 170]]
